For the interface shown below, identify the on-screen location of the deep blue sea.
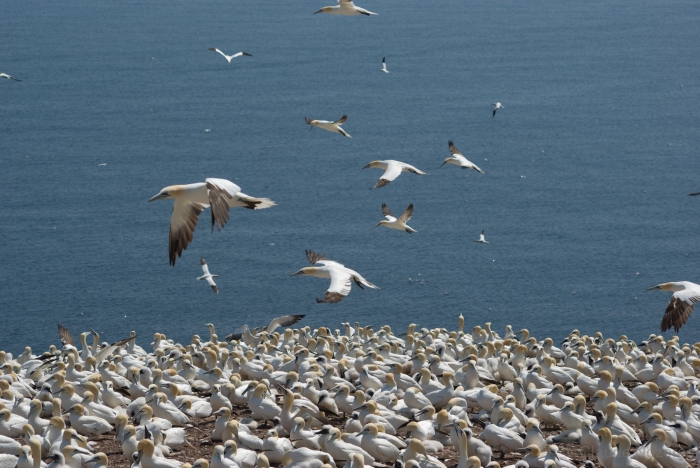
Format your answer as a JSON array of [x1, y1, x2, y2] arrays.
[[2, 0, 699, 355]]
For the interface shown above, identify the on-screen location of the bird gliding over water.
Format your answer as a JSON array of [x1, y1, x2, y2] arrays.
[[647, 281, 700, 332], [313, 0, 377, 16]]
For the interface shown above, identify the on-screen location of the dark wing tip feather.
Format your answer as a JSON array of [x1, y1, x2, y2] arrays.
[[374, 179, 390, 189], [306, 249, 327, 264], [381, 203, 394, 217], [58, 324, 75, 346], [316, 292, 345, 304], [660, 297, 695, 332]]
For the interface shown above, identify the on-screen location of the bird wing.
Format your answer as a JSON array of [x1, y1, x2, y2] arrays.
[[305, 117, 313, 125], [317, 269, 352, 303], [211, 48, 228, 59], [206, 276, 219, 294], [205, 179, 240, 232], [381, 203, 395, 218], [398, 204, 414, 223], [306, 249, 328, 264], [58, 324, 75, 346], [333, 115, 348, 125], [661, 292, 700, 332], [93, 335, 137, 364], [267, 315, 306, 334], [689, 192, 700, 196], [375, 163, 403, 188], [169, 199, 207, 266], [403, 163, 427, 175], [200, 258, 211, 275], [448, 141, 463, 156]]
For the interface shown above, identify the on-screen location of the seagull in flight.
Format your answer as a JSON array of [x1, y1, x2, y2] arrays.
[[647, 281, 700, 332], [375, 203, 416, 233], [291, 250, 379, 303], [363, 160, 426, 188], [492, 102, 504, 117], [305, 115, 351, 137], [442, 141, 485, 173], [314, 0, 377, 16], [475, 230, 488, 244], [0, 73, 21, 81], [380, 57, 389, 73], [197, 257, 219, 294], [209, 48, 252, 63], [149, 178, 275, 266], [225, 314, 305, 341]]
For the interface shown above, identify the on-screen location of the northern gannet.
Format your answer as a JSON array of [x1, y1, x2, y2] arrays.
[[442, 141, 485, 173], [149, 178, 275, 266], [313, 0, 377, 16], [475, 231, 488, 244], [380, 57, 388, 73], [57, 325, 75, 348], [647, 281, 700, 332], [0, 73, 21, 82], [291, 250, 379, 303], [197, 258, 219, 294], [224, 315, 305, 341], [362, 160, 427, 189], [492, 102, 504, 117], [305, 115, 351, 138], [375, 203, 416, 234], [208, 48, 252, 63]]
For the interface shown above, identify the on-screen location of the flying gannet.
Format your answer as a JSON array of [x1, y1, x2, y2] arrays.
[[475, 230, 488, 244], [362, 160, 427, 188], [380, 57, 388, 73], [149, 178, 275, 266], [313, 0, 377, 16], [492, 102, 504, 117], [291, 250, 378, 303], [305, 115, 351, 137], [375, 203, 416, 234], [197, 258, 219, 294], [0, 73, 21, 81], [647, 281, 700, 332], [442, 141, 485, 173], [224, 314, 305, 341], [209, 48, 252, 63]]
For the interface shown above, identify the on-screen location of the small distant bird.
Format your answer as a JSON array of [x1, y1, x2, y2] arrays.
[[380, 57, 389, 73], [475, 230, 488, 244], [492, 102, 504, 117], [98, 163, 107, 166], [689, 192, 700, 196], [149, 178, 275, 266], [362, 160, 427, 188], [375, 203, 416, 233], [442, 141, 485, 173], [209, 48, 252, 63], [305, 115, 351, 137], [314, 0, 377, 16], [647, 281, 700, 332], [197, 257, 219, 294], [0, 73, 21, 81], [291, 250, 379, 303]]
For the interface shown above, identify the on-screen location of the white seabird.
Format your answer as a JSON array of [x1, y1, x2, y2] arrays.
[[375, 203, 417, 234], [209, 48, 252, 63], [197, 258, 219, 294], [313, 0, 377, 16], [149, 178, 276, 266], [291, 250, 379, 303], [362, 160, 427, 189], [305, 115, 351, 138], [647, 281, 700, 332], [492, 102, 504, 117], [442, 141, 485, 173], [475, 230, 488, 244], [0, 73, 21, 81], [380, 57, 388, 73]]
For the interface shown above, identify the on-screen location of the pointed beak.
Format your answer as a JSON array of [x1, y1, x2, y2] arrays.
[[313, 9, 323, 14], [148, 192, 169, 202], [373, 222, 382, 229], [290, 270, 305, 277], [647, 285, 661, 290], [361, 164, 372, 170]]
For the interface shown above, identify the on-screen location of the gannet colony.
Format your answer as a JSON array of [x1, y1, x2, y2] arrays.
[[0, 318, 698, 468]]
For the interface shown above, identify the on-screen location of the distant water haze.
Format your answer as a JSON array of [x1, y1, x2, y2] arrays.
[[1, 0, 699, 354]]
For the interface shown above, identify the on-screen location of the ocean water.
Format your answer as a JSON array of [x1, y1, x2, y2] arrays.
[[2, 0, 699, 355]]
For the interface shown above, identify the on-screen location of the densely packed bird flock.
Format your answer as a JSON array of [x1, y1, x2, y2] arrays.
[[0, 319, 699, 468]]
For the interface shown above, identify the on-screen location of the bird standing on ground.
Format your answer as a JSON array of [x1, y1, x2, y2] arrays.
[[475, 231, 488, 244], [375, 204, 416, 234], [492, 102, 504, 117], [208, 48, 252, 63], [305, 116, 351, 138], [362, 160, 427, 189], [647, 281, 700, 332], [380, 58, 389, 73], [313, 0, 377, 16], [197, 258, 219, 294], [148, 178, 275, 266], [291, 250, 378, 303], [441, 141, 485, 173]]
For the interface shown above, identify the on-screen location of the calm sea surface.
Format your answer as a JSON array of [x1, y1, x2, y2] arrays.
[[2, 0, 699, 354]]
